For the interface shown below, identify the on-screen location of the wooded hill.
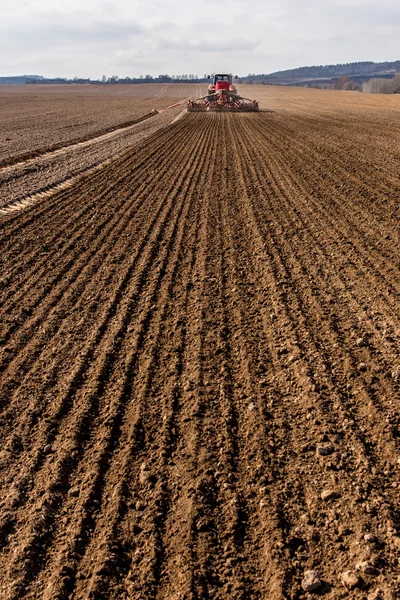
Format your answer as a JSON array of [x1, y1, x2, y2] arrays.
[[243, 61, 400, 86]]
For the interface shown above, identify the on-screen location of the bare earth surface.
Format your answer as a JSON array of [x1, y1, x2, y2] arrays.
[[0, 86, 399, 599], [0, 84, 206, 209], [0, 83, 204, 166]]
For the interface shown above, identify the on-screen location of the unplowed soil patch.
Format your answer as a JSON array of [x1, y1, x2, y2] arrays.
[[0, 88, 399, 599]]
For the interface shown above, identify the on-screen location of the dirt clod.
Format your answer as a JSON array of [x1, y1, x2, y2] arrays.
[[341, 570, 361, 589], [302, 570, 322, 592], [321, 489, 341, 501]]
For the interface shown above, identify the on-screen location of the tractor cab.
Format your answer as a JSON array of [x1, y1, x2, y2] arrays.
[[214, 73, 232, 92], [207, 73, 238, 96]]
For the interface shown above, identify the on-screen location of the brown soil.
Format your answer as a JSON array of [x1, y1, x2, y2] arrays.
[[0, 87, 399, 599], [0, 84, 205, 166], [0, 104, 189, 210]]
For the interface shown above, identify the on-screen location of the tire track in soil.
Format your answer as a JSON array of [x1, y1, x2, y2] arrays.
[[0, 102, 189, 210], [0, 151, 130, 215], [0, 112, 158, 172], [0, 107, 399, 599], [0, 112, 193, 264]]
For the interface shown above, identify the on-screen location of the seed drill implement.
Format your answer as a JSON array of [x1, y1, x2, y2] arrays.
[[188, 73, 259, 112]]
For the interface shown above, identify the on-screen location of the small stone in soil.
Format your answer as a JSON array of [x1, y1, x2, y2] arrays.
[[358, 362, 367, 372], [321, 489, 340, 501], [341, 570, 361, 589], [301, 570, 322, 592], [364, 534, 384, 546], [139, 462, 150, 485], [43, 444, 52, 454], [317, 443, 335, 456]]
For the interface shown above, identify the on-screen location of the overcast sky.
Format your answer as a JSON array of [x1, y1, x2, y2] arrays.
[[1, 0, 399, 78]]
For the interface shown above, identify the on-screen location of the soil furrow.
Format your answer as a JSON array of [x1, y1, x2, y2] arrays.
[[0, 119, 202, 401], [228, 114, 400, 594], [236, 116, 400, 449], [0, 115, 216, 600], [0, 116, 212, 493]]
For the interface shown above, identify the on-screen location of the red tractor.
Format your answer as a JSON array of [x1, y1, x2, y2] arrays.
[[188, 73, 259, 112]]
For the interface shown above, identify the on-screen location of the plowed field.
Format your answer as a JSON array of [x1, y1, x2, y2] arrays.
[[0, 83, 205, 166], [0, 87, 399, 599]]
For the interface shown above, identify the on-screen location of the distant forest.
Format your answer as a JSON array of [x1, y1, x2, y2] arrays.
[[241, 60, 400, 90], [9, 74, 207, 85], [0, 75, 44, 84], [243, 60, 400, 81]]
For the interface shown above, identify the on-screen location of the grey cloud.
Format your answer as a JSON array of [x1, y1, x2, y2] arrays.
[[0, 0, 399, 79], [158, 37, 259, 53], [1, 13, 144, 42]]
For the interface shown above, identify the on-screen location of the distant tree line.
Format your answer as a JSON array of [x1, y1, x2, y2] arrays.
[[25, 77, 82, 84], [0, 75, 43, 84], [11, 61, 400, 94], [25, 74, 208, 85], [99, 74, 206, 83]]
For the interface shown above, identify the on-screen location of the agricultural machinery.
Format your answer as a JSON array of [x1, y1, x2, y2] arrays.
[[187, 73, 259, 112]]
